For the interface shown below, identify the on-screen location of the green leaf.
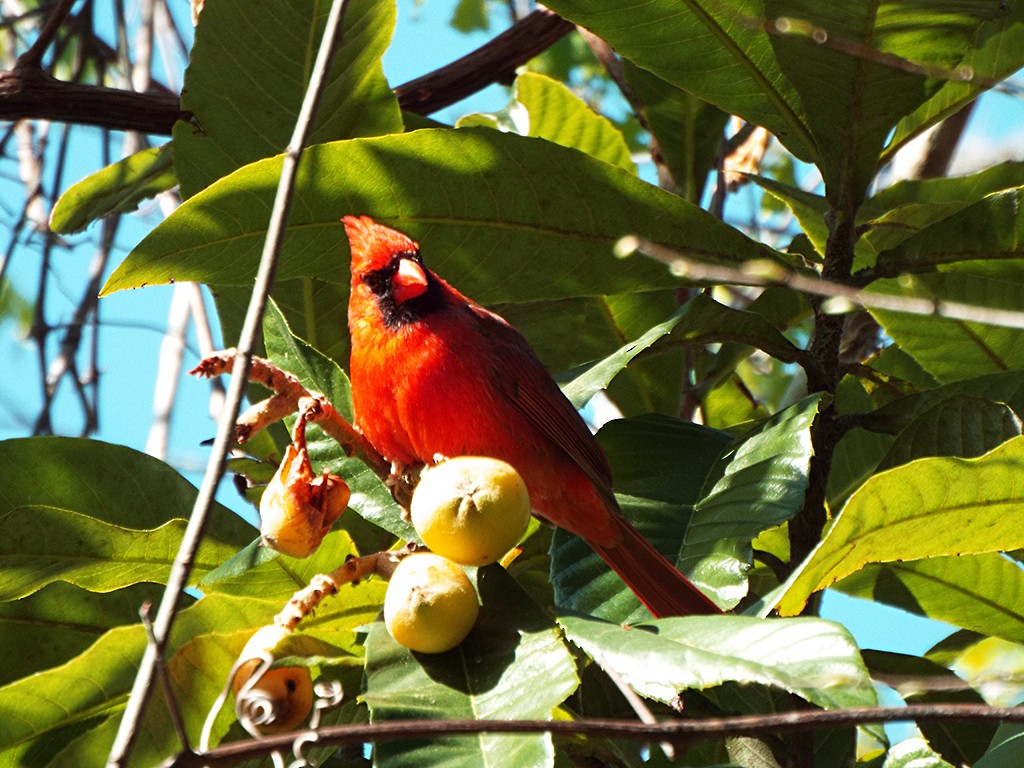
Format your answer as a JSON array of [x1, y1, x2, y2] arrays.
[[873, 186, 1024, 275], [622, 62, 728, 203], [858, 162, 1024, 263], [751, 175, 830, 256], [363, 565, 579, 768], [839, 554, 1024, 644], [779, 436, 1024, 615], [763, 1, 977, 204], [684, 395, 821, 607], [0, 437, 253, 601], [0, 582, 179, 687], [829, 393, 1021, 510], [173, 0, 402, 198], [451, 0, 490, 33], [883, 737, 955, 768], [563, 294, 803, 410], [976, 724, 1024, 768], [104, 128, 776, 299], [560, 612, 875, 710], [541, 0, 818, 163], [869, 267, 1024, 383], [49, 143, 176, 234], [885, 3, 1024, 162], [0, 593, 280, 766], [513, 72, 635, 172], [550, 415, 731, 623]]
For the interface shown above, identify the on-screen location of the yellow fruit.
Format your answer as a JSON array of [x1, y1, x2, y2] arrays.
[[232, 625, 314, 734], [383, 553, 480, 653], [411, 456, 531, 566]]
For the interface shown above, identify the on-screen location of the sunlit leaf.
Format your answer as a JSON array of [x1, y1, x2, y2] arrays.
[[560, 612, 875, 710], [50, 143, 176, 234], [0, 437, 252, 601], [780, 437, 1024, 614]]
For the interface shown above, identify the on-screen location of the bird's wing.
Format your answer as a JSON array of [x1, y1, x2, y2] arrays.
[[465, 302, 618, 509]]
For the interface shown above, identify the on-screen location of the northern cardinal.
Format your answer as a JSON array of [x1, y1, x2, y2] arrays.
[[344, 216, 721, 617]]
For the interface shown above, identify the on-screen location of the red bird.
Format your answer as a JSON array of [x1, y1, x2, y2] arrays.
[[343, 215, 721, 618]]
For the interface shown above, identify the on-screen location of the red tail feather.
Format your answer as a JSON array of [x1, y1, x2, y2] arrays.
[[590, 515, 722, 618]]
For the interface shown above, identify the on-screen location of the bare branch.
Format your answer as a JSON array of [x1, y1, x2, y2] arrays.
[[161, 703, 1024, 768]]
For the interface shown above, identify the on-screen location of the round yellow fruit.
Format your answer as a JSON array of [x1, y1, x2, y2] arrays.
[[411, 456, 531, 566], [232, 625, 314, 734], [383, 553, 480, 654]]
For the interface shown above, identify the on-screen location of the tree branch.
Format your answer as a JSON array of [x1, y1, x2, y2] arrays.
[[0, 8, 573, 134], [161, 703, 1024, 768]]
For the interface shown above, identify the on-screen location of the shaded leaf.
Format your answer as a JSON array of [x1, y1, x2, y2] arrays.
[[50, 143, 176, 235], [0, 437, 252, 601], [976, 724, 1024, 768], [542, 0, 818, 163], [173, 0, 402, 198], [105, 128, 777, 299], [875, 187, 1024, 275], [764, 1, 975, 204], [885, 3, 1024, 162], [564, 293, 805, 410], [560, 612, 875, 710], [780, 437, 1024, 614], [363, 565, 579, 768], [869, 267, 1024, 383], [0, 582, 177, 687], [623, 62, 728, 202]]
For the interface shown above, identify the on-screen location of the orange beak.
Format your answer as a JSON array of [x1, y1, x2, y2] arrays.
[[392, 257, 429, 305]]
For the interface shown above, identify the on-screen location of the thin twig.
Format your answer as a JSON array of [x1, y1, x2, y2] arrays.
[[160, 703, 1024, 767], [139, 602, 191, 753], [591, 651, 676, 760], [104, 1, 353, 764], [617, 237, 1024, 331], [16, 0, 75, 68]]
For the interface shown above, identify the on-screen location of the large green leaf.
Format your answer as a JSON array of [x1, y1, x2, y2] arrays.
[[560, 612, 875, 710], [869, 266, 1024, 384], [858, 162, 1024, 265], [173, 0, 402, 198], [0, 437, 253, 601], [839, 554, 1024, 643], [884, 738, 956, 768], [0, 582, 177, 687], [828, 394, 1021, 510], [874, 187, 1024, 275], [104, 128, 777, 300], [780, 436, 1024, 614], [976, 724, 1024, 768], [363, 565, 579, 768], [49, 143, 176, 235], [542, 0, 818, 163], [763, 1, 976, 203], [684, 394, 820, 607], [0, 593, 279, 767], [551, 415, 732, 623]]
